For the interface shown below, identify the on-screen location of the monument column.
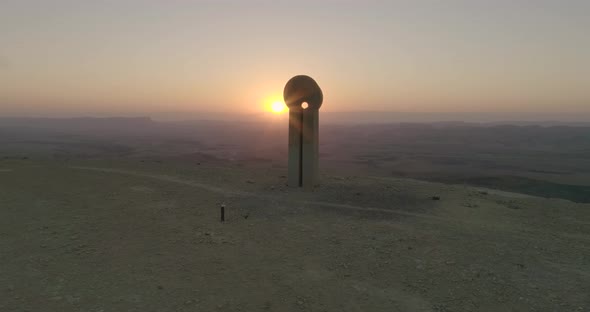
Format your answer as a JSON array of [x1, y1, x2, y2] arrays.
[[283, 75, 323, 189]]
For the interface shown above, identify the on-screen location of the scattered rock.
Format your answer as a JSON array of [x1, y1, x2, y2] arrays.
[[431, 196, 440, 200], [157, 285, 164, 290], [498, 199, 520, 209], [246, 180, 255, 184], [433, 303, 450, 312], [65, 294, 79, 304], [296, 297, 306, 306]]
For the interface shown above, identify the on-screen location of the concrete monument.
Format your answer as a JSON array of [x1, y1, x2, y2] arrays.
[[283, 75, 323, 189]]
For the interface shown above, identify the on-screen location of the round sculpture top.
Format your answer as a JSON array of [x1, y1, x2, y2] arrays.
[[283, 75, 323, 110]]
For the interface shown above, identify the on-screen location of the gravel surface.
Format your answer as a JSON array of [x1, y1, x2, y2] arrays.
[[1, 159, 588, 311]]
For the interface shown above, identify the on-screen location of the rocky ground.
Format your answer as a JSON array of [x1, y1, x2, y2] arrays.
[[0, 159, 588, 311]]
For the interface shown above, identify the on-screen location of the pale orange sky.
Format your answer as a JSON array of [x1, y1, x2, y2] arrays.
[[1, 0, 589, 116]]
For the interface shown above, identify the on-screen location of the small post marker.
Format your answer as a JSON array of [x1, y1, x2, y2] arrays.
[[220, 204, 225, 222]]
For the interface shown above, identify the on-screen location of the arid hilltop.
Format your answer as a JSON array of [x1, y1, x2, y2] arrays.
[[1, 157, 588, 311]]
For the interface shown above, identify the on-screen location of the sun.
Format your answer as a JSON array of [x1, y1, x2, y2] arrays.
[[270, 101, 286, 113], [263, 95, 286, 114]]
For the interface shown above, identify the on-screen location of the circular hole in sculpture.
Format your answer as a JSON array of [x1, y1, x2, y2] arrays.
[[301, 102, 309, 109]]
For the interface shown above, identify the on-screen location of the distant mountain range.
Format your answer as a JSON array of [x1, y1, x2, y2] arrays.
[[0, 117, 156, 131], [2, 112, 590, 127]]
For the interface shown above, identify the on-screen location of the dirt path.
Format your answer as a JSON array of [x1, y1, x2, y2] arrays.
[[69, 165, 439, 219], [69, 165, 590, 245]]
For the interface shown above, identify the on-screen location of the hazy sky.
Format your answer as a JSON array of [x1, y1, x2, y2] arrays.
[[1, 0, 589, 116]]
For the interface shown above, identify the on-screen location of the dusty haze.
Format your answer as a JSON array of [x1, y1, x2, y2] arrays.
[[1, 0, 589, 116]]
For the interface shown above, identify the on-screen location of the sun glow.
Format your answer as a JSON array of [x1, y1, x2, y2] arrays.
[[271, 101, 286, 113], [265, 96, 286, 113], [262, 94, 287, 114]]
